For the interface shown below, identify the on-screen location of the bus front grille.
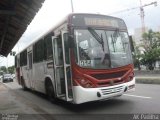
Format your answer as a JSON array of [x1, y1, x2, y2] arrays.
[[91, 70, 127, 80], [97, 79, 124, 86], [101, 86, 124, 95]]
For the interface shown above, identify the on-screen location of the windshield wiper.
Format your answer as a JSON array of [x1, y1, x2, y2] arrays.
[[88, 27, 104, 51], [113, 28, 120, 43]]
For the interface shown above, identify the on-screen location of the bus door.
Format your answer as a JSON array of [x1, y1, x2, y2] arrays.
[[52, 31, 73, 101], [27, 51, 33, 89]]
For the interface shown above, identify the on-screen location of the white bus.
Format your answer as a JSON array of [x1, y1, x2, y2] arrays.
[[15, 13, 135, 104]]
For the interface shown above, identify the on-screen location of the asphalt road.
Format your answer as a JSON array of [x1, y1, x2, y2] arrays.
[[0, 80, 160, 120]]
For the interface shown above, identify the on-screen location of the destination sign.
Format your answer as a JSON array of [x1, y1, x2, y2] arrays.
[[84, 18, 119, 27], [71, 14, 127, 29]]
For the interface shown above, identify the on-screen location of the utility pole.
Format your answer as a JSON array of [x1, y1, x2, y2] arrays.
[[70, 0, 74, 13]]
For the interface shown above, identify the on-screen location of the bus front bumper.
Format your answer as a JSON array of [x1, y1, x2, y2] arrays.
[[73, 77, 135, 104]]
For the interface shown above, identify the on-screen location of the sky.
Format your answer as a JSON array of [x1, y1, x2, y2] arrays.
[[0, 0, 160, 67]]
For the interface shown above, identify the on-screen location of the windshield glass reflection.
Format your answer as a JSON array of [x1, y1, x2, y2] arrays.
[[74, 29, 132, 69]]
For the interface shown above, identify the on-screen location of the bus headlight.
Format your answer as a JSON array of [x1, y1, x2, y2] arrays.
[[72, 77, 95, 88], [74, 75, 95, 88], [79, 79, 95, 88]]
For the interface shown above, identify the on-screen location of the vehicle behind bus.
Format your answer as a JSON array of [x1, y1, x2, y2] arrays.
[[15, 13, 135, 104]]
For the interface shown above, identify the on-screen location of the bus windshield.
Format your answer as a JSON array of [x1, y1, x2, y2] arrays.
[[74, 29, 133, 69]]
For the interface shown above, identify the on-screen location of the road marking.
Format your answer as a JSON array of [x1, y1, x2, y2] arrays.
[[124, 94, 152, 99]]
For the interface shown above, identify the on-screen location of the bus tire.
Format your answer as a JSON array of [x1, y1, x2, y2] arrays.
[[21, 77, 27, 91], [45, 79, 56, 103]]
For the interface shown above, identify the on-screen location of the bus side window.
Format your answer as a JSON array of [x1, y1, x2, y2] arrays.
[[63, 33, 70, 64], [17, 57, 20, 67], [15, 56, 17, 67], [33, 39, 44, 63], [58, 36, 63, 64], [20, 50, 27, 66], [44, 37, 47, 60], [44, 35, 53, 60], [33, 44, 36, 63]]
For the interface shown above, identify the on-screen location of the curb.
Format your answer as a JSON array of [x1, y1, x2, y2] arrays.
[[135, 77, 160, 84]]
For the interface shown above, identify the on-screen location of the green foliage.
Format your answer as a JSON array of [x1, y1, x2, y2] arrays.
[[0, 66, 15, 74], [133, 43, 141, 70], [8, 65, 15, 74], [0, 66, 7, 73], [139, 30, 160, 70], [0, 71, 3, 76]]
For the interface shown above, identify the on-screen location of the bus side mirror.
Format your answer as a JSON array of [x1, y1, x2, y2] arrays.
[[129, 35, 135, 52]]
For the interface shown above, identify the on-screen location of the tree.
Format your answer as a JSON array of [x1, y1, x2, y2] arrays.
[[140, 30, 160, 70], [8, 65, 15, 74], [0, 66, 7, 73], [132, 40, 142, 70]]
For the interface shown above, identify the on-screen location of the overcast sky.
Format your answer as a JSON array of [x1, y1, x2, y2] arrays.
[[1, 0, 160, 67]]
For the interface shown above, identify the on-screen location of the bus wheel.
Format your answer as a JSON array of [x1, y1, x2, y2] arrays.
[[21, 77, 27, 91], [46, 80, 56, 103]]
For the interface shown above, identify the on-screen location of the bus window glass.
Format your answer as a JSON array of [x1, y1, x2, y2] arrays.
[[15, 56, 17, 67], [20, 50, 27, 66], [108, 32, 125, 53], [33, 44, 36, 63], [79, 40, 89, 50], [17, 57, 20, 67], [45, 35, 53, 60], [33, 39, 44, 63], [74, 29, 132, 69], [28, 52, 32, 69], [54, 36, 63, 66], [75, 29, 110, 68], [63, 33, 70, 64]]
